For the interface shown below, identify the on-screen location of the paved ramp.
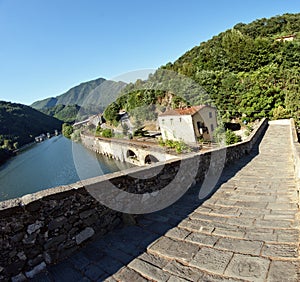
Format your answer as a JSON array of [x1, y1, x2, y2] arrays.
[[35, 122, 300, 282]]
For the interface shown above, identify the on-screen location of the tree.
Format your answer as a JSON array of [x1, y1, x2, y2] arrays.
[[62, 123, 73, 139]]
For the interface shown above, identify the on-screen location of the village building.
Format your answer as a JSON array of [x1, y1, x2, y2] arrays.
[[275, 34, 296, 42], [158, 105, 218, 144]]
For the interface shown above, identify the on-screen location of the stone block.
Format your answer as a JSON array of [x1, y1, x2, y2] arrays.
[[48, 216, 67, 231], [25, 262, 46, 278], [224, 254, 270, 282], [267, 260, 300, 282], [214, 237, 263, 255], [190, 247, 233, 274], [11, 273, 27, 282], [114, 267, 149, 282], [163, 260, 203, 281], [165, 227, 190, 240], [44, 234, 67, 250], [148, 237, 199, 262], [138, 252, 169, 268], [75, 227, 95, 245], [185, 232, 219, 247], [262, 243, 298, 258], [128, 259, 170, 282], [83, 264, 105, 281]]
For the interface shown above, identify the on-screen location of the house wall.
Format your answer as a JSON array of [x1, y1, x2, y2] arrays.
[[193, 107, 218, 141], [158, 115, 196, 143]]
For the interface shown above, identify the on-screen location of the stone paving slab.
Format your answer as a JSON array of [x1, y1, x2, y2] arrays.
[[33, 122, 300, 281]]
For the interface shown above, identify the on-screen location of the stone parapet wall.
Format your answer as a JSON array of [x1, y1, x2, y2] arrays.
[[290, 118, 300, 179], [0, 118, 268, 281]]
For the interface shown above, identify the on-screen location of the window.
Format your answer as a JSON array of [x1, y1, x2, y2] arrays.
[[179, 117, 182, 122], [209, 112, 212, 118], [170, 118, 173, 125], [211, 124, 214, 132], [162, 119, 165, 125]]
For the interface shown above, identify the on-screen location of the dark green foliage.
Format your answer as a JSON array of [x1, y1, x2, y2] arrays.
[[62, 123, 73, 139], [39, 104, 102, 123], [0, 101, 63, 162], [101, 128, 113, 138], [103, 89, 187, 125], [159, 13, 300, 124], [158, 138, 190, 153], [95, 126, 113, 138], [225, 130, 242, 145]]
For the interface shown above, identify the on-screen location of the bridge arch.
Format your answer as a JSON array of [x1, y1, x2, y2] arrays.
[[126, 149, 137, 159], [144, 154, 159, 164]]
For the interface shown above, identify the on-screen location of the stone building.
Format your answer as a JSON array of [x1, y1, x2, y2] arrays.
[[158, 105, 218, 144]]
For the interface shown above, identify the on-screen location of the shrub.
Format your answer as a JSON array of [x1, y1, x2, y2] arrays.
[[101, 128, 113, 138], [225, 129, 242, 145]]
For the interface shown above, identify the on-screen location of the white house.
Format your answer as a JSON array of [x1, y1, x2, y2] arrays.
[[158, 105, 217, 144], [275, 34, 296, 42]]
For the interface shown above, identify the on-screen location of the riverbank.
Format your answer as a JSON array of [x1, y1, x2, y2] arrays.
[[0, 148, 13, 166]]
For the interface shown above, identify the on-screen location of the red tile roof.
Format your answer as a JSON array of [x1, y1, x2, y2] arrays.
[[159, 105, 213, 117]]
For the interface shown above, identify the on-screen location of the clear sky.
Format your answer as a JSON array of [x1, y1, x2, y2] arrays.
[[0, 0, 299, 105]]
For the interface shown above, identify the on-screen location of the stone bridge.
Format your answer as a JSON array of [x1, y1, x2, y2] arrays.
[[28, 119, 300, 282], [80, 134, 177, 166]]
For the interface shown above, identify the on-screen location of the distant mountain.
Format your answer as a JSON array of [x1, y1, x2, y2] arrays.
[[0, 101, 63, 154], [31, 78, 127, 111]]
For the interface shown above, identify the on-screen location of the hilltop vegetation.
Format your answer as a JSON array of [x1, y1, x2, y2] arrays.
[[39, 104, 103, 123], [103, 89, 188, 125], [0, 101, 63, 163], [116, 13, 299, 127]]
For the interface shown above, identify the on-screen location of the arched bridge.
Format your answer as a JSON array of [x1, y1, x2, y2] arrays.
[[81, 134, 178, 166], [16, 120, 300, 281]]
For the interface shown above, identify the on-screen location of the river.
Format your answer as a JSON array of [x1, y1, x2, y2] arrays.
[[0, 135, 133, 201]]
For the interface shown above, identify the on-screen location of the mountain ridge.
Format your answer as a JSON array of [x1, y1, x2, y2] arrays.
[[31, 78, 126, 110]]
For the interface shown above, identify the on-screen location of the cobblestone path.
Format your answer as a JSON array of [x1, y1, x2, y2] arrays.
[[34, 122, 300, 282]]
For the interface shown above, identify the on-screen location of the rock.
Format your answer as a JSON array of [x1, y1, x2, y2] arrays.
[[17, 252, 26, 261], [25, 262, 46, 278], [27, 221, 43, 235], [28, 255, 43, 267], [22, 233, 37, 245], [44, 234, 67, 250], [11, 273, 27, 282], [6, 260, 26, 276], [48, 216, 67, 231], [79, 209, 95, 219], [11, 232, 24, 243], [75, 227, 95, 245]]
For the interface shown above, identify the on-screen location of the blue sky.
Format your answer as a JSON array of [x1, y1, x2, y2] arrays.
[[0, 0, 299, 105]]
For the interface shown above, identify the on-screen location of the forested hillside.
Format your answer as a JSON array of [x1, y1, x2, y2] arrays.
[[117, 13, 300, 126], [0, 101, 63, 163], [31, 78, 126, 123]]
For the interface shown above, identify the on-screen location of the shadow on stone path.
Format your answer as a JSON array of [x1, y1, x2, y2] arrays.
[[32, 122, 300, 282]]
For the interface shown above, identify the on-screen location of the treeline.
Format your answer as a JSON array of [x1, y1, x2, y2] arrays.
[[40, 104, 101, 123], [103, 89, 187, 125], [0, 101, 63, 154], [163, 13, 300, 124]]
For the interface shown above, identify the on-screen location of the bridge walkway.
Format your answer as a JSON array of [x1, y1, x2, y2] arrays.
[[34, 121, 300, 282]]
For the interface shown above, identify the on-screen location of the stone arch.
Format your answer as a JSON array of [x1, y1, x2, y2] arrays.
[[126, 149, 137, 159], [144, 154, 159, 164]]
